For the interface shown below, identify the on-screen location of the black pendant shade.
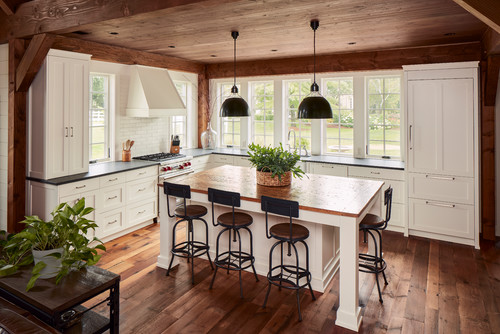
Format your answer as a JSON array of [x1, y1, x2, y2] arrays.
[[220, 31, 250, 117], [298, 20, 332, 119]]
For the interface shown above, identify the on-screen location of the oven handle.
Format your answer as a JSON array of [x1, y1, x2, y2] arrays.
[[160, 169, 194, 180]]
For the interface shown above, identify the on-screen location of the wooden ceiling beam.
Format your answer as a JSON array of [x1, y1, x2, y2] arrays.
[[0, 0, 14, 15], [206, 42, 482, 79], [484, 55, 500, 107], [453, 0, 500, 34], [0, 0, 239, 43], [52, 35, 204, 74], [482, 28, 500, 56], [16, 33, 54, 92]]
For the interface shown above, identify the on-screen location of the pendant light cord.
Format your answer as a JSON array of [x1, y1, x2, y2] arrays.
[[313, 27, 316, 84], [233, 35, 237, 88]]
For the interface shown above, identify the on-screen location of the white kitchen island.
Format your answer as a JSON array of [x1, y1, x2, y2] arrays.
[[157, 165, 383, 332]]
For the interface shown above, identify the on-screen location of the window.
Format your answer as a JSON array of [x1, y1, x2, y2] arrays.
[[89, 74, 110, 161], [250, 81, 274, 146], [285, 80, 311, 151], [366, 77, 401, 158], [173, 82, 188, 147], [323, 78, 354, 154], [220, 83, 241, 147]]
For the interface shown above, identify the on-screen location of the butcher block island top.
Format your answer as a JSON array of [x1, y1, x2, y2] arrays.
[[169, 165, 384, 217]]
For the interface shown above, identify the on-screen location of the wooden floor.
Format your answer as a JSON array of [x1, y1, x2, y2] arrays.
[[88, 224, 500, 334]]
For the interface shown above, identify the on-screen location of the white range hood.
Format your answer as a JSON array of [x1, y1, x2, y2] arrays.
[[126, 65, 186, 117]]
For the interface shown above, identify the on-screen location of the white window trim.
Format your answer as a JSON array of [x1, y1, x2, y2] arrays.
[[172, 80, 188, 148], [249, 80, 274, 146]]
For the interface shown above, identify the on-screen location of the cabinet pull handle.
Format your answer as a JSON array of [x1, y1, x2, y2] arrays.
[[109, 177, 118, 181], [409, 125, 413, 150], [107, 195, 118, 200], [425, 201, 455, 208], [65, 127, 69, 137], [108, 219, 118, 225], [138, 187, 146, 192], [425, 175, 455, 181], [70, 127, 74, 137], [370, 171, 381, 175], [75, 185, 86, 189], [138, 210, 146, 214], [138, 171, 146, 175]]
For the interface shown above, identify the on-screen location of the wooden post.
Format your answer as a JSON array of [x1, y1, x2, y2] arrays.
[[198, 65, 209, 148], [7, 39, 26, 233]]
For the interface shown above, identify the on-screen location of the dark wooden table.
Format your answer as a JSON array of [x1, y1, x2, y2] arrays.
[[0, 265, 120, 334]]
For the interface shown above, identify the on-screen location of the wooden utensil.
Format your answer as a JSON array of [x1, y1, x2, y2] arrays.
[[129, 141, 134, 149]]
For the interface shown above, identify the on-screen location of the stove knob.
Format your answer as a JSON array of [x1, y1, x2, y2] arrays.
[[187, 162, 191, 166], [179, 165, 184, 170], [183, 162, 188, 166], [161, 167, 167, 171]]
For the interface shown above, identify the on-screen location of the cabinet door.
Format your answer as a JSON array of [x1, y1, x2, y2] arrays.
[[67, 58, 89, 174], [407, 79, 474, 177]]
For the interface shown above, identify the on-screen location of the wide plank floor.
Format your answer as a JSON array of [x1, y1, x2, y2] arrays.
[[87, 224, 500, 333]]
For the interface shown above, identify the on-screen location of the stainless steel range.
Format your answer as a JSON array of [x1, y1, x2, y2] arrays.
[[133, 153, 194, 182]]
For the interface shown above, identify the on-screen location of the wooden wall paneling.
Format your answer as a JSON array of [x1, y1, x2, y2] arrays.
[[7, 39, 26, 233], [484, 56, 500, 106], [480, 60, 496, 240], [15, 33, 54, 92], [206, 43, 482, 79], [0, 0, 239, 42], [453, 0, 500, 34], [197, 66, 209, 148], [52, 35, 203, 74]]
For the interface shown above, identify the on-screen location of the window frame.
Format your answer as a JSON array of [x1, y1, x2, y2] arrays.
[[249, 80, 274, 146], [89, 73, 112, 162], [218, 82, 242, 148], [284, 79, 312, 152], [172, 81, 188, 148]]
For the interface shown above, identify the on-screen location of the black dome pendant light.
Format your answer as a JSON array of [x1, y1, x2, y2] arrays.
[[298, 20, 333, 119], [220, 31, 250, 117]]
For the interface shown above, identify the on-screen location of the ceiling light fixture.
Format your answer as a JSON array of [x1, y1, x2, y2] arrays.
[[220, 31, 250, 117], [298, 20, 333, 119]]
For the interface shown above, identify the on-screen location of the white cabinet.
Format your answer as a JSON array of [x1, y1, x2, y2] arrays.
[[28, 49, 91, 180], [404, 62, 479, 247], [308, 162, 348, 177]]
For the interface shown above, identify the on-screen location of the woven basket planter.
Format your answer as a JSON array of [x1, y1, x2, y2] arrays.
[[256, 170, 291, 187]]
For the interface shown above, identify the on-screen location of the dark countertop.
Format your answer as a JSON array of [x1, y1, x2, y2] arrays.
[[27, 160, 159, 185], [182, 148, 404, 170]]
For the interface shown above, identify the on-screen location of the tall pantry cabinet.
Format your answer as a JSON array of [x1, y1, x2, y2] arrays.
[[28, 49, 91, 180], [404, 62, 479, 248]]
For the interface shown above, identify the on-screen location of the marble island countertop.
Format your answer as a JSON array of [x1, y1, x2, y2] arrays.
[[181, 148, 404, 170]]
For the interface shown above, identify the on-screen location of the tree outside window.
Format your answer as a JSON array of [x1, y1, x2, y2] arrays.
[[367, 77, 401, 157], [251, 81, 274, 146], [324, 78, 354, 154], [89, 74, 110, 161], [286, 80, 311, 151], [220, 83, 241, 147], [173, 82, 188, 147]]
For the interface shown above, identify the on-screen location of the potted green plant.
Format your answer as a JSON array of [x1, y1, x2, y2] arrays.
[[0, 198, 105, 291], [247, 142, 305, 186]]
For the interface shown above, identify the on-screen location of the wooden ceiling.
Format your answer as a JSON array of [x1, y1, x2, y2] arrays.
[[48, 0, 486, 64]]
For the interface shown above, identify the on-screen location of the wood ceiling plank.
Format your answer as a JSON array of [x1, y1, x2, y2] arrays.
[[0, 0, 240, 42], [15, 33, 54, 92], [51, 35, 204, 74], [0, 0, 14, 15], [453, 0, 500, 34], [206, 42, 482, 79]]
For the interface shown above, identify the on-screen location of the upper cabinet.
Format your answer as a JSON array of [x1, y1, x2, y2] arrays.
[[28, 49, 91, 180]]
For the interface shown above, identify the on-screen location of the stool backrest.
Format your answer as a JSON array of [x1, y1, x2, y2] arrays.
[[261, 195, 299, 240], [384, 186, 393, 226], [163, 182, 191, 218], [207, 188, 241, 227]]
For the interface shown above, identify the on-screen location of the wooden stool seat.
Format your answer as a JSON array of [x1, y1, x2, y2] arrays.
[[360, 213, 385, 229], [270, 223, 309, 241], [174, 205, 208, 218], [217, 212, 253, 228]]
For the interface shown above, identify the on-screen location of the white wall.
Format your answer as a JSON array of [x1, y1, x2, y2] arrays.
[[89, 61, 198, 160], [0, 44, 7, 231], [496, 75, 500, 236]]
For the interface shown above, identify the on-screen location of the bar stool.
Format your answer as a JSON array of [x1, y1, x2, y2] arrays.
[[359, 186, 393, 303], [207, 188, 259, 298], [261, 195, 315, 322], [163, 182, 213, 284]]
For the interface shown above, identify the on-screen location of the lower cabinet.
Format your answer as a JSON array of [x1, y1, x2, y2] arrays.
[[27, 165, 158, 242]]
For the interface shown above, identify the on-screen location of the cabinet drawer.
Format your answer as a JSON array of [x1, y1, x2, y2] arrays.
[[309, 163, 348, 177], [409, 198, 474, 239], [97, 208, 124, 238], [351, 177, 405, 204], [233, 156, 252, 167], [99, 173, 126, 188], [127, 199, 157, 227], [192, 155, 210, 164], [59, 178, 100, 197], [125, 166, 158, 181], [211, 155, 234, 164], [348, 166, 405, 181], [409, 173, 474, 205], [99, 185, 125, 211], [127, 177, 157, 203]]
